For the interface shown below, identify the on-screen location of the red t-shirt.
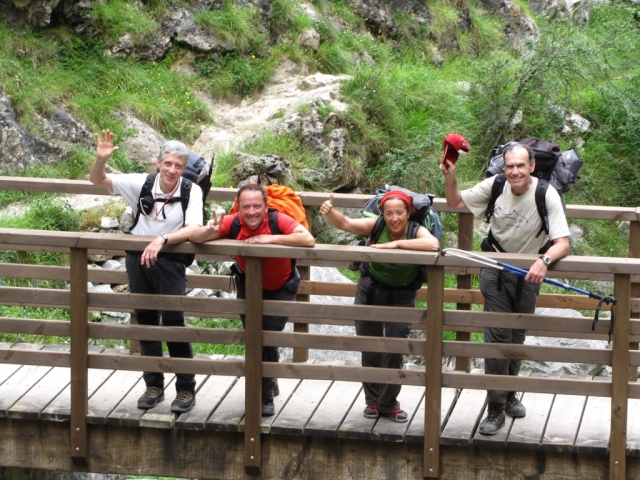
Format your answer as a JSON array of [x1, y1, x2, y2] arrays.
[[219, 212, 300, 291]]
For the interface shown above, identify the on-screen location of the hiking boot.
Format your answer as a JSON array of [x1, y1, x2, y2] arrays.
[[262, 402, 275, 417], [137, 386, 165, 409], [363, 405, 380, 419], [171, 390, 196, 413], [385, 408, 408, 423], [273, 379, 280, 397], [478, 403, 505, 436], [506, 392, 526, 418]]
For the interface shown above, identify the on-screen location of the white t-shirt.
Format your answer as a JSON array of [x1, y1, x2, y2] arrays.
[[461, 176, 570, 254], [110, 174, 203, 236]]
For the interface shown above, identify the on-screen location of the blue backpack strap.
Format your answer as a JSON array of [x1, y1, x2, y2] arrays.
[[130, 172, 157, 230]]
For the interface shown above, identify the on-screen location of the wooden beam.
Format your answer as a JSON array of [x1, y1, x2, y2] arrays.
[[610, 273, 631, 480], [69, 247, 88, 465], [243, 257, 262, 475], [424, 265, 444, 479]]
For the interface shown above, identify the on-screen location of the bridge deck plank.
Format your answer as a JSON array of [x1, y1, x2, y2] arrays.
[[405, 387, 458, 443], [271, 378, 333, 436], [540, 394, 586, 453], [440, 387, 485, 446], [7, 365, 70, 420], [87, 369, 142, 425], [575, 394, 611, 455], [506, 391, 555, 450], [206, 376, 246, 432], [372, 384, 425, 442], [304, 380, 361, 438], [0, 364, 52, 417], [174, 374, 238, 430], [627, 398, 640, 457]]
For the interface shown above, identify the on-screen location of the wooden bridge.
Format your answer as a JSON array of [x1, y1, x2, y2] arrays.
[[1, 177, 640, 479]]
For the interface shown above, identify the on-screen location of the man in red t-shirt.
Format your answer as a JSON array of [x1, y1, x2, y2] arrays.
[[190, 183, 314, 416]]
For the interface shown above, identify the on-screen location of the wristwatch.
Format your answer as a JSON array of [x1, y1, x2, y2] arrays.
[[539, 254, 552, 266], [160, 233, 169, 245]]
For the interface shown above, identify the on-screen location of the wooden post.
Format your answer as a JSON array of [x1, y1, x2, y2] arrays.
[[244, 256, 263, 476], [70, 247, 89, 465], [610, 273, 630, 480], [454, 212, 474, 372], [424, 265, 445, 479], [293, 205, 313, 363], [628, 218, 640, 381]]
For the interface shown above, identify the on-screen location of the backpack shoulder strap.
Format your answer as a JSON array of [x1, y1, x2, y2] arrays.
[[535, 178, 550, 238], [408, 220, 420, 240], [179, 178, 192, 228], [130, 173, 157, 231], [228, 215, 242, 239], [267, 209, 281, 235], [369, 216, 386, 244], [484, 173, 507, 224]]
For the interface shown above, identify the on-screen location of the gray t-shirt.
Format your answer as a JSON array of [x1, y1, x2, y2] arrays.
[[461, 176, 569, 254]]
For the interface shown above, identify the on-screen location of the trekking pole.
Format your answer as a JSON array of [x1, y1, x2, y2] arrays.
[[438, 248, 617, 341]]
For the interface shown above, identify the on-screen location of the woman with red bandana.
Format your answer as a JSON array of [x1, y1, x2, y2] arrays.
[[320, 191, 439, 423]]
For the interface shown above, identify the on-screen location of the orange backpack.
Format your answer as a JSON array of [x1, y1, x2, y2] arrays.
[[228, 178, 309, 229]]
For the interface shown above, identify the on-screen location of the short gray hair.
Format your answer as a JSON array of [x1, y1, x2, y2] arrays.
[[158, 140, 189, 164]]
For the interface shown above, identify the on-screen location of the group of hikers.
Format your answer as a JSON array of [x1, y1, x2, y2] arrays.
[[91, 129, 569, 436]]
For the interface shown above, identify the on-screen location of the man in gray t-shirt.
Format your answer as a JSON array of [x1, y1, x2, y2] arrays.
[[440, 142, 570, 435]]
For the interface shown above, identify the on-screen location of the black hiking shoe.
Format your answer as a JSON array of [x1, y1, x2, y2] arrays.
[[262, 402, 275, 417], [478, 403, 505, 436], [273, 379, 280, 397], [506, 392, 526, 418], [137, 386, 165, 409], [171, 390, 196, 413]]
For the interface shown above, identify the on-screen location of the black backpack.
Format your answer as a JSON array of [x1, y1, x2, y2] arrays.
[[131, 151, 214, 231], [483, 139, 582, 253], [486, 138, 583, 194]]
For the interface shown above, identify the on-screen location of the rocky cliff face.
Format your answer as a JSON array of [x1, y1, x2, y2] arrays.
[[0, 0, 586, 187]]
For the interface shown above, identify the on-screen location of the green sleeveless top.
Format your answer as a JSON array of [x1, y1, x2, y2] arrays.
[[367, 224, 420, 287]]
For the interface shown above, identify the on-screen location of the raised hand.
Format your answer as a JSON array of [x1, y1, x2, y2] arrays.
[[206, 210, 224, 235], [319, 193, 334, 215], [95, 129, 119, 160]]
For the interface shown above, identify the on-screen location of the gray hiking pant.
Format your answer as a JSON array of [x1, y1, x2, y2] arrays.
[[480, 267, 539, 405], [354, 274, 416, 414]]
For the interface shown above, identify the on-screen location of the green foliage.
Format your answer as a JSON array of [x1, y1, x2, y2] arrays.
[[90, 0, 157, 42], [190, 318, 245, 356], [196, 3, 268, 55], [196, 53, 276, 98]]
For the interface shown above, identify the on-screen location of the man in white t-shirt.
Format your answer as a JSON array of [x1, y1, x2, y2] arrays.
[[90, 129, 203, 413], [440, 143, 570, 435]]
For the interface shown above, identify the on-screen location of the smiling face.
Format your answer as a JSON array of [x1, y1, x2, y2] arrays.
[[237, 189, 268, 231], [503, 145, 535, 196], [157, 153, 187, 193], [381, 197, 410, 239]]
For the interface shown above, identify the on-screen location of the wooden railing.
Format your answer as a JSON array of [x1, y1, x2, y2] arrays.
[[0, 177, 640, 479]]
